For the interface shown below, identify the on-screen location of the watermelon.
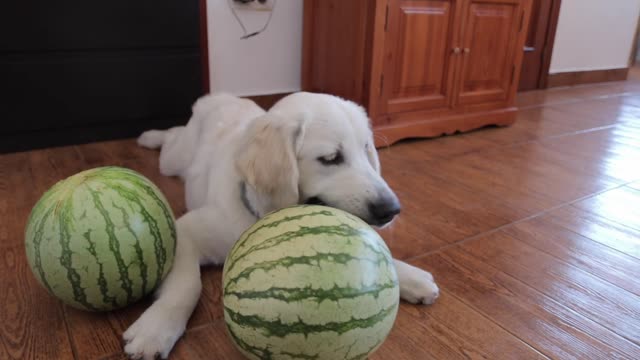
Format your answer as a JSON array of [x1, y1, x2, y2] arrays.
[[222, 205, 399, 360], [24, 166, 176, 311]]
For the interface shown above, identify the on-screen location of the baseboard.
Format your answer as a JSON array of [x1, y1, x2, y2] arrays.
[[247, 93, 292, 110], [547, 68, 629, 88]]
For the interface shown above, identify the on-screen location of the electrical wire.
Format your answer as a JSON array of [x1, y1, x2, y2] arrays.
[[227, 0, 277, 40]]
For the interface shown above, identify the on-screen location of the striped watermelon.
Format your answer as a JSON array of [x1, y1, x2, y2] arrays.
[[24, 167, 176, 311], [222, 205, 399, 360]]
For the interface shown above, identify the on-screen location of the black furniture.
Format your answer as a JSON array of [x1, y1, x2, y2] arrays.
[[0, 0, 203, 153]]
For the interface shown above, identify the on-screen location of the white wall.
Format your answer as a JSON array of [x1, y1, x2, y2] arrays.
[[206, 0, 303, 96], [550, 0, 640, 74], [207, 1, 640, 90]]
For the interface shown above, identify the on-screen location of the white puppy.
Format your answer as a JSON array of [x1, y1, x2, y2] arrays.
[[124, 92, 439, 359]]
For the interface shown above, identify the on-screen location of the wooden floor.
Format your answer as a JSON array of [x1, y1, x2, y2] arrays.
[[3, 77, 640, 359]]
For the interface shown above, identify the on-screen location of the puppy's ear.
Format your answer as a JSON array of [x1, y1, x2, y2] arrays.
[[366, 142, 381, 174], [340, 99, 382, 174], [236, 113, 308, 211]]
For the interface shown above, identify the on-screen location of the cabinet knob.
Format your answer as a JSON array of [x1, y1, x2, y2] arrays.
[[452, 47, 461, 54], [463, 48, 471, 54]]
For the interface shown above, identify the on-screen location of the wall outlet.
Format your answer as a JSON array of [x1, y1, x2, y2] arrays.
[[231, 0, 274, 11]]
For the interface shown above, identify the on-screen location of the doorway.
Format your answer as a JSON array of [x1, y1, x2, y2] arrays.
[[518, 0, 562, 91]]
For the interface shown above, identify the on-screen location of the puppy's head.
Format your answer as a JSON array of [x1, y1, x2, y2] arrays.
[[236, 93, 400, 226]]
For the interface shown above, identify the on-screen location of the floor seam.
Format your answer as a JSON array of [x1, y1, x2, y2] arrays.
[[445, 246, 640, 357], [404, 181, 632, 263], [544, 206, 640, 260], [61, 305, 80, 360], [408, 288, 553, 360], [503, 221, 640, 299], [382, 122, 622, 181]]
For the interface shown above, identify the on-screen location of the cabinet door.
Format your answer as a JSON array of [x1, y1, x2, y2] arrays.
[[456, 0, 524, 105], [381, 0, 461, 114]]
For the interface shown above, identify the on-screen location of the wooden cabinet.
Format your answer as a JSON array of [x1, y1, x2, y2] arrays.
[[303, 0, 531, 147]]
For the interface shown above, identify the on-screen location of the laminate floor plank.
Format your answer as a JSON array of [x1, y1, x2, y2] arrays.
[[414, 248, 640, 359]]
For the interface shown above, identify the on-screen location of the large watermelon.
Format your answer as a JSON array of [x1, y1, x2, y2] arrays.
[[24, 166, 176, 311], [222, 205, 399, 360]]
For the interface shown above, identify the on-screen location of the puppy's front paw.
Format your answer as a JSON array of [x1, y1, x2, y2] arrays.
[[123, 303, 186, 360], [400, 269, 440, 305], [137, 130, 165, 149]]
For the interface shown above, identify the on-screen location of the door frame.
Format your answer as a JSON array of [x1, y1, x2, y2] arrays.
[[536, 0, 561, 89], [628, 8, 640, 67], [199, 0, 210, 93]]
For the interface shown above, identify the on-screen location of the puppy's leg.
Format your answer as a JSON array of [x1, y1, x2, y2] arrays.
[[155, 95, 227, 177], [138, 126, 194, 178], [123, 206, 236, 359], [394, 259, 439, 305], [138, 129, 170, 149], [137, 94, 216, 151], [123, 211, 204, 360]]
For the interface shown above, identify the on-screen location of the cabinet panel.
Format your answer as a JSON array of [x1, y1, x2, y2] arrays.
[[457, 0, 522, 105], [383, 0, 459, 114]]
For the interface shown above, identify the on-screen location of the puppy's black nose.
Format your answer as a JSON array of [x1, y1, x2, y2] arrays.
[[368, 198, 401, 225]]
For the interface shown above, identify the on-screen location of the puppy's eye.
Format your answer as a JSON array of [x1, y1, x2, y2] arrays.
[[317, 151, 344, 166]]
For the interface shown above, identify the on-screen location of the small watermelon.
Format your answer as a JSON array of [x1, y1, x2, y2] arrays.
[[24, 166, 176, 311], [222, 205, 399, 360]]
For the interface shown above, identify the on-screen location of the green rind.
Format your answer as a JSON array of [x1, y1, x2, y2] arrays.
[[83, 230, 119, 309], [112, 202, 149, 296], [224, 250, 388, 294], [57, 196, 99, 311], [86, 185, 135, 305], [97, 182, 167, 289], [24, 166, 176, 311], [225, 303, 397, 338], [230, 209, 335, 257], [96, 167, 177, 258], [222, 205, 399, 360], [225, 281, 398, 304], [28, 206, 56, 295], [225, 223, 385, 279]]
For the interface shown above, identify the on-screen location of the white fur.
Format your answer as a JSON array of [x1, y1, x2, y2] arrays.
[[124, 92, 439, 359]]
